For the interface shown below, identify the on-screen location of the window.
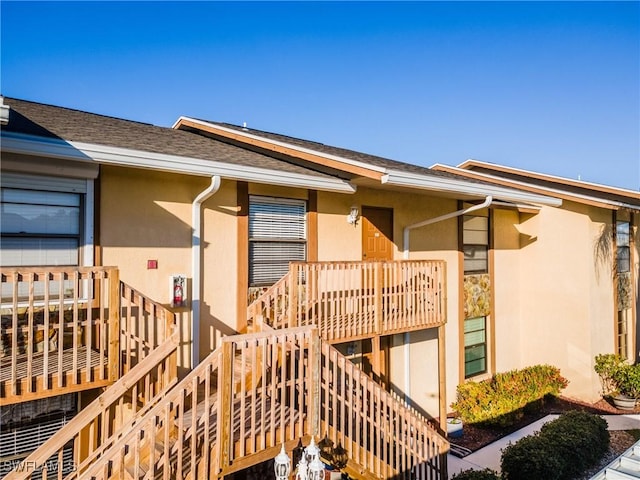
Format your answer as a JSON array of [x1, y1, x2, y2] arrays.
[[249, 196, 306, 286], [617, 310, 629, 360], [1, 188, 82, 267], [617, 221, 630, 273], [464, 316, 487, 378], [463, 213, 489, 274]]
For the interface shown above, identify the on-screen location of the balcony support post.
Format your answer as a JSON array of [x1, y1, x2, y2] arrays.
[[108, 268, 121, 383], [438, 324, 447, 433]]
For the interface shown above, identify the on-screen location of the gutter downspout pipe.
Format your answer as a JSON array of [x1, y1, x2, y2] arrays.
[[192, 176, 221, 369], [401, 195, 493, 403]]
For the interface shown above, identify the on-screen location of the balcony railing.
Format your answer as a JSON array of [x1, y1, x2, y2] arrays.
[[0, 267, 176, 405], [247, 260, 446, 342]]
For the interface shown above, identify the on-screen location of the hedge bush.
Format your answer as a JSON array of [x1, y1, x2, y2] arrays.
[[451, 468, 501, 480], [501, 411, 609, 480], [451, 365, 568, 427]]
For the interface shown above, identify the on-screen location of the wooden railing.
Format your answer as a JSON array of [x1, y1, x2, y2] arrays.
[[120, 282, 176, 374], [247, 260, 446, 342], [0, 267, 177, 404], [67, 326, 448, 480], [320, 342, 448, 479], [4, 333, 179, 480], [0, 267, 120, 404]]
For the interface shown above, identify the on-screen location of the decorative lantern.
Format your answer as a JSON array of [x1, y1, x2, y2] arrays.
[[308, 457, 325, 480], [304, 436, 321, 464], [317, 435, 334, 463], [274, 445, 291, 480], [295, 454, 309, 480], [332, 442, 348, 470]]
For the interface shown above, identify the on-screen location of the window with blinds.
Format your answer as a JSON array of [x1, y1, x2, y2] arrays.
[[463, 212, 489, 274], [1, 187, 82, 267], [617, 221, 630, 273], [249, 196, 306, 286]]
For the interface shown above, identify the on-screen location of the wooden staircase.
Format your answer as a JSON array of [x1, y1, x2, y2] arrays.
[[48, 327, 447, 479], [5, 264, 449, 480]]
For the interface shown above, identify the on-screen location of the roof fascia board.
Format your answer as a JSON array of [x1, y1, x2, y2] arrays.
[[382, 169, 562, 207], [174, 117, 386, 181], [432, 163, 639, 211], [459, 159, 640, 200], [1, 132, 357, 194]]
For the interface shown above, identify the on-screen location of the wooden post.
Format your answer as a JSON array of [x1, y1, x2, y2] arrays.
[[219, 341, 234, 471], [308, 330, 321, 438], [108, 268, 120, 383], [289, 264, 299, 328], [166, 312, 178, 381], [371, 335, 382, 384], [438, 324, 447, 433], [374, 262, 383, 335]]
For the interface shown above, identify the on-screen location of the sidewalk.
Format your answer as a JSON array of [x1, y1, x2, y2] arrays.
[[447, 414, 640, 477]]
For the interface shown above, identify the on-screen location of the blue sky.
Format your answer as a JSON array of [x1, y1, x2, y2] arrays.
[[2, 1, 639, 190]]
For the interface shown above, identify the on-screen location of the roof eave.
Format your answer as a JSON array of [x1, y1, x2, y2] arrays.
[[382, 169, 562, 207], [173, 116, 387, 181], [432, 163, 640, 211], [1, 131, 357, 194]]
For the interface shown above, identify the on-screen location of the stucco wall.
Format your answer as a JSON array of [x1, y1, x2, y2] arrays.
[[513, 202, 614, 401], [492, 209, 524, 373], [99, 167, 628, 412], [100, 166, 242, 368]]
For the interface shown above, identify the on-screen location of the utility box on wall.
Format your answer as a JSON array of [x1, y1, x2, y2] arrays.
[[170, 274, 187, 308]]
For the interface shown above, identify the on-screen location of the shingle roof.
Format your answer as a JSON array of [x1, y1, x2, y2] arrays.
[[1, 98, 337, 179], [200, 120, 467, 180]]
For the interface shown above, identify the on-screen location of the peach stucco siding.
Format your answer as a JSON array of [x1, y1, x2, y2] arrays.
[[97, 164, 634, 414], [496, 202, 615, 402]]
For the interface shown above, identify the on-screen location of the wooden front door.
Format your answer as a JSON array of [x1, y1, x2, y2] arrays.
[[362, 206, 394, 261]]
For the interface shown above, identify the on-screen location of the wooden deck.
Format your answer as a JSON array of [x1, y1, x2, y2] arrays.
[[0, 347, 109, 403], [247, 260, 447, 342], [1, 267, 176, 406]]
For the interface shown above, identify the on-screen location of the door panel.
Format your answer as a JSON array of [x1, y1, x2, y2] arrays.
[[362, 206, 393, 261]]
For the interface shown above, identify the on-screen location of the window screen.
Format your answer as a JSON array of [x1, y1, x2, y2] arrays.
[[464, 316, 487, 378], [463, 213, 489, 274], [249, 196, 306, 286], [1, 188, 81, 267], [617, 221, 630, 273]]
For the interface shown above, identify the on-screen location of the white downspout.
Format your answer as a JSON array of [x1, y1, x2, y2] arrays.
[[401, 195, 493, 402], [192, 176, 222, 369]]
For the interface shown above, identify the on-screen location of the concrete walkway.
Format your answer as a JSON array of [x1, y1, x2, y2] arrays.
[[448, 414, 640, 477]]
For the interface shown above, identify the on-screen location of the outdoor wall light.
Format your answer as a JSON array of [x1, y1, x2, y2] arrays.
[[274, 445, 291, 480], [274, 437, 326, 480], [347, 206, 359, 225]]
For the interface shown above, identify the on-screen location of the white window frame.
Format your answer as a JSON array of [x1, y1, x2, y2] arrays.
[[248, 195, 306, 287], [1, 173, 94, 268]]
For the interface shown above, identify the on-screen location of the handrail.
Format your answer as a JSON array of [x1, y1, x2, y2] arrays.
[[247, 260, 447, 341], [4, 333, 180, 480], [120, 281, 176, 374], [320, 342, 448, 479], [246, 272, 291, 331], [78, 327, 319, 480]]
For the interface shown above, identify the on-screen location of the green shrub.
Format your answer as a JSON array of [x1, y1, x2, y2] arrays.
[[451, 365, 568, 427], [612, 363, 640, 398], [594, 353, 626, 395], [451, 468, 501, 480], [501, 411, 609, 480]]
